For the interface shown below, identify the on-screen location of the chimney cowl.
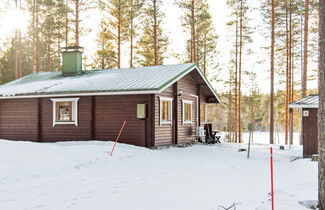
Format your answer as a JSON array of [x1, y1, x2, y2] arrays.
[[61, 46, 84, 76]]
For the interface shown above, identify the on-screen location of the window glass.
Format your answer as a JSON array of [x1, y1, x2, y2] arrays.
[[184, 103, 191, 122], [162, 100, 171, 121], [56, 102, 72, 121]]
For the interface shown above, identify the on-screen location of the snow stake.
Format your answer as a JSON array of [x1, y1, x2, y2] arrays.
[[110, 121, 127, 156], [270, 147, 274, 210]]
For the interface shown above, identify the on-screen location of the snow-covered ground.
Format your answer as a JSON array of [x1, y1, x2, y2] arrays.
[[0, 136, 317, 210]]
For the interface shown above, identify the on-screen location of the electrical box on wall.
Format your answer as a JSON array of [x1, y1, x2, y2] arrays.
[[303, 110, 309, 117], [137, 104, 146, 119]]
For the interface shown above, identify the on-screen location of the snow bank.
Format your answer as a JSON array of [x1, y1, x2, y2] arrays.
[[0, 139, 317, 210]]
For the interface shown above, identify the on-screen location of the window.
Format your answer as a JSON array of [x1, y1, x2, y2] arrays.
[[56, 101, 72, 121], [182, 100, 192, 124], [51, 98, 79, 126], [160, 97, 173, 125]]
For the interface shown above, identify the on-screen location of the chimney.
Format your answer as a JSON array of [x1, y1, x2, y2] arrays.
[[61, 46, 84, 75]]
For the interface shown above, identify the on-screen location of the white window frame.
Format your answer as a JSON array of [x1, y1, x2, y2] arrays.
[[182, 99, 193, 125], [51, 98, 79, 127], [159, 96, 173, 125]]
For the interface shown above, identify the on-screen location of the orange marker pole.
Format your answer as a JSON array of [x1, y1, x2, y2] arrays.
[[110, 121, 127, 156], [270, 147, 275, 210]]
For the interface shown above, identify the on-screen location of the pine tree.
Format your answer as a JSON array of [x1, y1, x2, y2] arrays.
[[227, 0, 252, 143], [14, 0, 22, 79], [270, 0, 275, 144], [93, 19, 117, 69], [127, 0, 144, 68], [176, 0, 218, 75], [136, 0, 168, 66], [69, 0, 90, 46]]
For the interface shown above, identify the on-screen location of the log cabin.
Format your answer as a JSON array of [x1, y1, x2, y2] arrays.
[[0, 47, 220, 148], [289, 95, 319, 157]]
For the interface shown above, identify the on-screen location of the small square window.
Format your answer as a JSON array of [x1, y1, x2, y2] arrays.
[[51, 98, 79, 126]]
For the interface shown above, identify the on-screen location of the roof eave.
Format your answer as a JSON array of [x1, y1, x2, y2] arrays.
[[0, 89, 161, 99], [288, 104, 319, 109]]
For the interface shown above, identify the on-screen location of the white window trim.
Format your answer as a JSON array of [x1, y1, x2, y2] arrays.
[[159, 96, 173, 125], [51, 98, 80, 127], [182, 99, 193, 125]]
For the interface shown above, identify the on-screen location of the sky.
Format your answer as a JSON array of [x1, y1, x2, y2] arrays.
[[0, 0, 318, 94]]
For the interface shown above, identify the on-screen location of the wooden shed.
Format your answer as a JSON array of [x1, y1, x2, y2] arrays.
[[0, 48, 220, 148], [289, 95, 319, 157]]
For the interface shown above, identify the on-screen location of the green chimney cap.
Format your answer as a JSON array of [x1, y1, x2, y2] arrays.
[[62, 46, 84, 76]]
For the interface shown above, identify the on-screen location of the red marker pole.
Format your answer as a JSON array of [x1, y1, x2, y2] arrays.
[[110, 121, 127, 156], [270, 147, 274, 210]]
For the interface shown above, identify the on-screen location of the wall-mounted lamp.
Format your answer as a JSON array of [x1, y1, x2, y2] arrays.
[[178, 90, 183, 96]]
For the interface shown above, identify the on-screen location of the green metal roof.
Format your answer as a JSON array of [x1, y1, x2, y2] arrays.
[[0, 63, 220, 102]]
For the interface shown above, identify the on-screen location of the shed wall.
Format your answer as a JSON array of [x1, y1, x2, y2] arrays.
[[177, 74, 198, 144], [154, 74, 200, 147], [95, 95, 151, 147], [41, 96, 92, 141], [302, 108, 318, 157], [155, 86, 174, 146], [0, 95, 152, 147], [0, 99, 38, 140]]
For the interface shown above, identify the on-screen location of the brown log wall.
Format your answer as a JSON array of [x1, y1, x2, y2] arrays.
[[302, 108, 318, 157], [0, 99, 38, 140], [0, 95, 152, 147], [95, 95, 151, 147], [154, 74, 200, 146], [41, 97, 92, 142], [177, 74, 198, 144], [154, 86, 174, 146]]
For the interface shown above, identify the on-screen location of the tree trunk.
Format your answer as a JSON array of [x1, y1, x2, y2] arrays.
[[238, 0, 243, 143], [75, 0, 79, 46], [65, 0, 69, 48], [302, 0, 309, 98], [270, 0, 275, 144], [129, 0, 134, 68], [290, 29, 295, 146], [118, 0, 121, 68], [203, 34, 207, 75], [36, 2, 40, 70], [228, 79, 233, 142], [15, 0, 22, 79], [191, 0, 196, 63], [285, 0, 289, 145], [32, 0, 37, 73], [153, 0, 158, 65], [318, 1, 325, 208], [234, 19, 238, 143]]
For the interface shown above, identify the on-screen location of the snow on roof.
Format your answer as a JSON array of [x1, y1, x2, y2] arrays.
[[289, 95, 319, 109], [0, 63, 219, 101]]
